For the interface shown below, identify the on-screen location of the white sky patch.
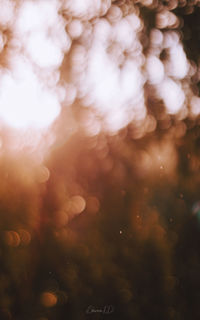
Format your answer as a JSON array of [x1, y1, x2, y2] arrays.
[[114, 18, 136, 50], [87, 47, 119, 112], [76, 14, 145, 131], [158, 78, 185, 114], [25, 32, 64, 68], [106, 108, 133, 132], [16, 0, 60, 33], [86, 49, 144, 123], [0, 0, 14, 27], [150, 29, 163, 47], [163, 31, 180, 48], [190, 96, 200, 116], [0, 57, 60, 129], [0, 0, 69, 131], [67, 19, 83, 39], [165, 44, 188, 79], [64, 0, 100, 17], [15, 0, 70, 68], [146, 55, 164, 84], [107, 5, 123, 23], [63, 0, 111, 19], [86, 48, 144, 130]]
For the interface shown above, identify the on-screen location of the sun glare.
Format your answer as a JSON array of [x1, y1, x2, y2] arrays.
[[0, 0, 198, 142], [0, 0, 68, 132], [0, 58, 61, 129]]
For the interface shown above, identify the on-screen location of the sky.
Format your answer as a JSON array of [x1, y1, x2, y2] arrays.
[[0, 0, 198, 141]]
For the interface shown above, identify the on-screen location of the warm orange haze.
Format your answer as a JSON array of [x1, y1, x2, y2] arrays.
[[0, 0, 200, 319]]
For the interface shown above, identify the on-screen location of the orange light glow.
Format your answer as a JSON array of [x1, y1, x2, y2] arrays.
[[40, 292, 57, 308]]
